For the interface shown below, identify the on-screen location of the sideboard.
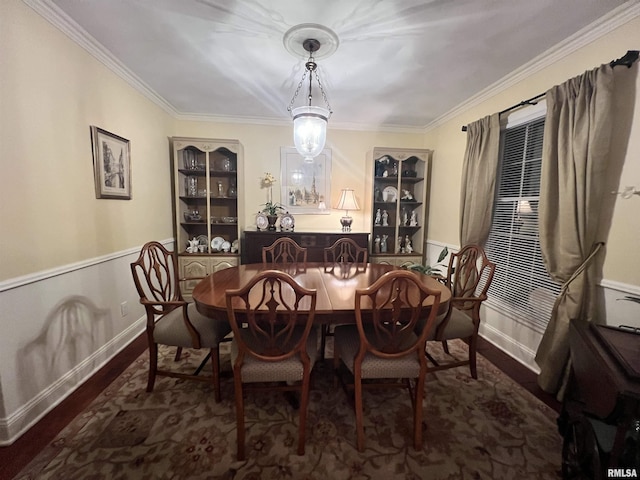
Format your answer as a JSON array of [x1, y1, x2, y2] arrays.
[[241, 230, 369, 264]]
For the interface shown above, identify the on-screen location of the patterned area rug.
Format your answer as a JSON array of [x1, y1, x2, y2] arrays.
[[16, 339, 562, 479]]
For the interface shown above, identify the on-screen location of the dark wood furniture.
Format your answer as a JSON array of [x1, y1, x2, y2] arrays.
[[262, 237, 308, 267], [225, 270, 317, 461], [130, 241, 232, 402], [333, 270, 443, 451], [242, 230, 368, 264], [192, 263, 450, 326], [561, 319, 640, 478], [426, 244, 496, 379]]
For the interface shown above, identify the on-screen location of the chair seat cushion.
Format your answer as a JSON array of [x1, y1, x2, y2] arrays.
[[231, 327, 318, 383], [334, 325, 421, 379], [439, 308, 475, 340], [153, 303, 231, 348]]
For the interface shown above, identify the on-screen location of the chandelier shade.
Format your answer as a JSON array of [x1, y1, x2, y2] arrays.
[[292, 106, 329, 162]]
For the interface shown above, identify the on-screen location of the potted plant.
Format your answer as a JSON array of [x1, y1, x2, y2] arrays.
[[403, 246, 450, 277], [260, 172, 285, 230]]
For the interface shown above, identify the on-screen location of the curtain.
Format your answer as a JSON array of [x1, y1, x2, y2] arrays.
[[535, 64, 614, 395], [459, 114, 501, 246]]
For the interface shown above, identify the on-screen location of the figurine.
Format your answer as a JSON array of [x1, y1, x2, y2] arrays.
[[405, 235, 413, 253], [402, 209, 408, 226], [382, 210, 389, 226], [397, 236, 403, 253], [374, 235, 381, 253], [410, 210, 418, 226], [380, 235, 388, 253], [374, 187, 383, 202], [402, 189, 414, 201], [374, 208, 382, 226]]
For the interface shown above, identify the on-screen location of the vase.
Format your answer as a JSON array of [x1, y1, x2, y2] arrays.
[[267, 215, 278, 230]]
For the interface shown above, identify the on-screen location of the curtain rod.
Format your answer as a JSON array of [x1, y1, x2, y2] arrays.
[[461, 50, 639, 132]]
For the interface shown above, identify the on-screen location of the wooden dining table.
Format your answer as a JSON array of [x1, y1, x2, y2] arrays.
[[192, 262, 451, 324]]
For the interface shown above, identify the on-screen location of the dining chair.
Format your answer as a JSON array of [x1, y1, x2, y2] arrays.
[[425, 244, 496, 379], [320, 238, 369, 360], [130, 241, 232, 402], [333, 269, 442, 451], [262, 237, 308, 270], [323, 237, 368, 271], [225, 269, 318, 461]]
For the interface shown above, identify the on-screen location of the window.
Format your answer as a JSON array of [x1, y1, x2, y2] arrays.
[[484, 108, 561, 333]]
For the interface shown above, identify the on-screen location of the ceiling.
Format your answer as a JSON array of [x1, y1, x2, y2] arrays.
[[32, 0, 636, 130]]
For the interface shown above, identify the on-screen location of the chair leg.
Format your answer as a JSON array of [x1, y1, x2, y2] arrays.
[[320, 325, 327, 361], [354, 375, 365, 452], [442, 340, 450, 355], [174, 347, 182, 361], [210, 347, 221, 403], [469, 335, 478, 379], [413, 374, 426, 450], [297, 371, 311, 456], [147, 343, 158, 392], [234, 373, 245, 461]]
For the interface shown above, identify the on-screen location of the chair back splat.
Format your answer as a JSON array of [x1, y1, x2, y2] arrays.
[[262, 237, 308, 269]]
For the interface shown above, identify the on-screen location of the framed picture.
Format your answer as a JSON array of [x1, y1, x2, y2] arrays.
[[91, 126, 131, 199], [280, 147, 331, 214]]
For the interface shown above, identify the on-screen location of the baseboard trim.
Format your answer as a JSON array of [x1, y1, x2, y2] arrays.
[[479, 323, 541, 375], [0, 317, 145, 446]]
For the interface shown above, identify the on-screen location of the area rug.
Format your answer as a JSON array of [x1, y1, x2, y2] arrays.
[[16, 339, 562, 479]]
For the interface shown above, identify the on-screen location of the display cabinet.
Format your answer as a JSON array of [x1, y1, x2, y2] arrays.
[[171, 137, 244, 297], [369, 147, 432, 266]]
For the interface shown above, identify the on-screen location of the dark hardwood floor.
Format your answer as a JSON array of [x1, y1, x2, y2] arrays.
[[0, 334, 561, 480]]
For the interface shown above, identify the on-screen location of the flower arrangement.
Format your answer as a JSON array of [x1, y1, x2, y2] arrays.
[[260, 172, 285, 216]]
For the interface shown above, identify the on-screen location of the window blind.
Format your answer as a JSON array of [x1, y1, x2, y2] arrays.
[[484, 116, 561, 334]]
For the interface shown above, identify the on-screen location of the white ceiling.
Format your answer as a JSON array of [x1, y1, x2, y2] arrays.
[[31, 0, 637, 130]]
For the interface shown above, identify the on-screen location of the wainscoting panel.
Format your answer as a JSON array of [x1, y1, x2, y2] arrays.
[[0, 240, 173, 445]]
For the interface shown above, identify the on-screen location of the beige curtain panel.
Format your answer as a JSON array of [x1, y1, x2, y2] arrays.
[[535, 64, 614, 395], [459, 113, 501, 246]]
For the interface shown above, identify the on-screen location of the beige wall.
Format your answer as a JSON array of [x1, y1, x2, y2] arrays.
[[171, 121, 427, 233], [0, 0, 174, 281], [424, 16, 640, 287]]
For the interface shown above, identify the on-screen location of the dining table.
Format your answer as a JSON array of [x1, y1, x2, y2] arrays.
[[192, 262, 451, 324]]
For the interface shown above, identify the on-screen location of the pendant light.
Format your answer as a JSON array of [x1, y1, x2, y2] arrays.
[[285, 25, 337, 163]]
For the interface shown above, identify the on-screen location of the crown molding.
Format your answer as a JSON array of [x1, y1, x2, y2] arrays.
[[23, 0, 179, 117], [424, 1, 640, 132], [24, 0, 639, 134]]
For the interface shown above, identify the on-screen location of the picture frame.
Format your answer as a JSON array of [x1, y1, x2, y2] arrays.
[[280, 147, 331, 214], [91, 126, 131, 199]]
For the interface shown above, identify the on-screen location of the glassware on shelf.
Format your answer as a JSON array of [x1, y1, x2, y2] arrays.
[[183, 150, 197, 170], [185, 176, 198, 196], [227, 179, 237, 198], [217, 181, 224, 197]]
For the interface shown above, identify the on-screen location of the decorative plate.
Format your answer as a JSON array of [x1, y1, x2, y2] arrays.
[[221, 240, 231, 252], [382, 186, 398, 202], [210, 236, 224, 251], [256, 212, 269, 231], [280, 212, 295, 231], [196, 234, 209, 246]]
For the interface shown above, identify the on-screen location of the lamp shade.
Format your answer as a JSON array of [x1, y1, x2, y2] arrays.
[[292, 106, 329, 163], [336, 188, 360, 212]]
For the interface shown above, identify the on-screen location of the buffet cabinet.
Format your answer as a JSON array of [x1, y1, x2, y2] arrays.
[[171, 137, 244, 297], [369, 147, 432, 266], [241, 230, 369, 264]]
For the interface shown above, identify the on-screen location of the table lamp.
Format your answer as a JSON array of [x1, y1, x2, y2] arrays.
[[336, 188, 360, 232]]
